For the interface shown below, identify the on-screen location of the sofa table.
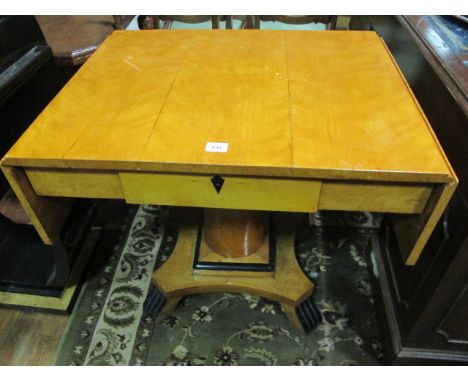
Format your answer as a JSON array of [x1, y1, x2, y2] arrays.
[[0, 30, 457, 332]]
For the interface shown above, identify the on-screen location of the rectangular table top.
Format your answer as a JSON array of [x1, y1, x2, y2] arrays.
[[1, 30, 455, 184]]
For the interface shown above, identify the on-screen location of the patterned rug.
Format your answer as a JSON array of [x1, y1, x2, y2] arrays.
[[54, 205, 384, 366]]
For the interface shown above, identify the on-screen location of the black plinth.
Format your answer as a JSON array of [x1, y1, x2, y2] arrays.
[[0, 199, 96, 298]]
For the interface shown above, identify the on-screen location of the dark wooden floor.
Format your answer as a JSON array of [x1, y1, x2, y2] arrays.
[[0, 306, 68, 365]]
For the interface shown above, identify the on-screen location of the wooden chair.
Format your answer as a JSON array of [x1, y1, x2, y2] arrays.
[[254, 16, 338, 30], [137, 16, 156, 30], [139, 16, 233, 30], [157, 16, 221, 29], [112, 16, 134, 30]]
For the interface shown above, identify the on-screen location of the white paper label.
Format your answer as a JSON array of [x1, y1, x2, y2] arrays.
[[205, 142, 229, 153]]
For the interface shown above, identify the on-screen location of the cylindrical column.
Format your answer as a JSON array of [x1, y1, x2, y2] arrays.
[[203, 209, 267, 258]]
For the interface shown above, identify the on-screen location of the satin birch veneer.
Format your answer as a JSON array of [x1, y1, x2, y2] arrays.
[[0, 31, 457, 324]]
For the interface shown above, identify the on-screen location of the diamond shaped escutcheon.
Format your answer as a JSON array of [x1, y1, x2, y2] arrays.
[[210, 175, 225, 194]]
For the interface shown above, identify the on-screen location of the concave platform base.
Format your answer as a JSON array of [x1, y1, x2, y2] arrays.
[[146, 208, 322, 334]]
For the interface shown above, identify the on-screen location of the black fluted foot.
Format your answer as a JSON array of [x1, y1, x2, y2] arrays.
[[296, 296, 322, 333], [143, 284, 167, 319]]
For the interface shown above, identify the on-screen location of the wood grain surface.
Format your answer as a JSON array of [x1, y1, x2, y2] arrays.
[[203, 209, 267, 258], [0, 307, 67, 365], [2, 30, 454, 184]]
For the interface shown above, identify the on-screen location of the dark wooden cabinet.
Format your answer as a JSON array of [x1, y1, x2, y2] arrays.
[[350, 16, 468, 364], [0, 16, 95, 303], [35, 16, 134, 66]]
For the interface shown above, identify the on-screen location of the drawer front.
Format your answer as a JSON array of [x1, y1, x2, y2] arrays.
[[119, 172, 321, 212]]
